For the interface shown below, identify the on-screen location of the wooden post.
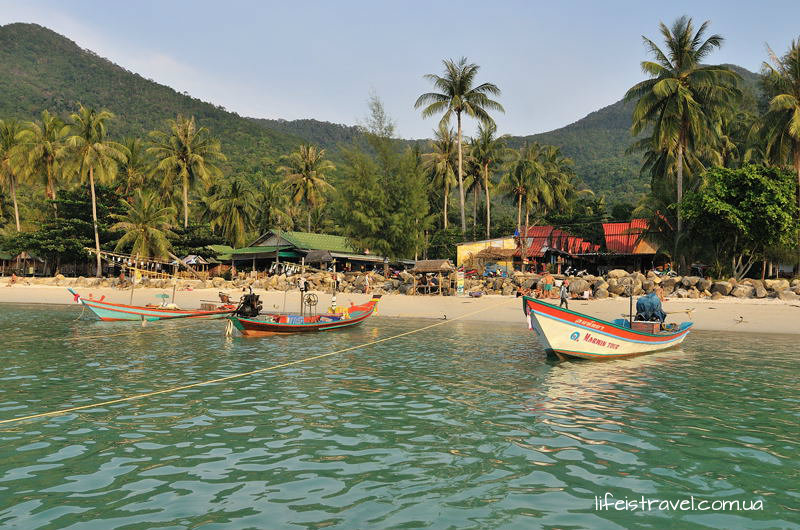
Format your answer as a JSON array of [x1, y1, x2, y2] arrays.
[[438, 272, 443, 296]]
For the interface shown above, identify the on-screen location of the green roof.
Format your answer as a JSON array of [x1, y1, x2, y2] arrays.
[[231, 245, 282, 256], [278, 231, 355, 253]]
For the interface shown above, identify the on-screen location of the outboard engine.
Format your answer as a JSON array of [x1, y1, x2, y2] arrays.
[[236, 290, 262, 317]]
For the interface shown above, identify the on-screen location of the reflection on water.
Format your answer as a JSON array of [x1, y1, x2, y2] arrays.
[[0, 304, 798, 530]]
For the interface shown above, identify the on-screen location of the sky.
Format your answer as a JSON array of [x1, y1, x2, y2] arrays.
[[1, 0, 799, 139]]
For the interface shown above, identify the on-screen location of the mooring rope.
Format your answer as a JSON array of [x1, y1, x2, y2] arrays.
[[0, 300, 515, 425]]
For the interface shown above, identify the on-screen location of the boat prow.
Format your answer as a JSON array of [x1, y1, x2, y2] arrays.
[[522, 295, 692, 360]]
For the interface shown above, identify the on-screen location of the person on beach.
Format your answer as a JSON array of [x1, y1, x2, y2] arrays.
[[560, 279, 570, 309], [363, 273, 370, 294], [543, 273, 555, 298], [7, 272, 17, 286]]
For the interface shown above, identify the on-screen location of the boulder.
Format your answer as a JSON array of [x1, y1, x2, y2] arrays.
[[765, 279, 790, 292], [681, 276, 701, 288], [592, 279, 608, 291], [594, 288, 609, 299], [687, 288, 700, 299], [399, 271, 414, 283], [211, 277, 225, 288], [777, 290, 799, 301], [697, 278, 712, 292], [607, 269, 628, 279], [754, 285, 768, 298], [568, 278, 590, 295], [674, 288, 689, 298], [522, 278, 537, 289], [631, 272, 646, 283], [711, 291, 724, 300], [502, 284, 515, 296], [661, 277, 679, 291], [608, 282, 627, 295], [730, 284, 754, 298], [710, 281, 733, 296]]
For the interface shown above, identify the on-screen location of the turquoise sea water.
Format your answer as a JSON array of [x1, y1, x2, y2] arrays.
[[0, 303, 797, 530]]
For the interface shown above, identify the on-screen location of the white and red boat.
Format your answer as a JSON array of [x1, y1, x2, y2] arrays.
[[522, 295, 692, 359]]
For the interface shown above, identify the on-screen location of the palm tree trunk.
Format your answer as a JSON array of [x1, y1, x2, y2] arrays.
[[472, 187, 477, 239], [675, 138, 684, 271], [89, 167, 102, 277], [516, 194, 521, 235], [10, 175, 20, 232], [183, 177, 189, 229], [484, 164, 491, 240], [456, 112, 466, 236], [307, 210, 311, 233], [443, 185, 448, 230]]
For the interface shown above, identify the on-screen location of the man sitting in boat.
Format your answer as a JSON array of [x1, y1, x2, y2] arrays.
[[636, 292, 667, 323]]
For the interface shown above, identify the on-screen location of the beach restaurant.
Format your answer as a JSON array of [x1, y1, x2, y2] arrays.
[[228, 229, 390, 273]]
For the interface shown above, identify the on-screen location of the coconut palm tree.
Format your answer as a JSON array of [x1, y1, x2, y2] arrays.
[[112, 190, 175, 259], [422, 125, 457, 230], [118, 137, 151, 198], [415, 57, 504, 236], [625, 16, 738, 241], [760, 38, 800, 210], [278, 144, 334, 233], [469, 123, 507, 238], [208, 177, 257, 248], [65, 105, 126, 276], [257, 178, 293, 232], [500, 145, 541, 235], [148, 115, 226, 229], [20, 110, 68, 205], [0, 119, 25, 231]]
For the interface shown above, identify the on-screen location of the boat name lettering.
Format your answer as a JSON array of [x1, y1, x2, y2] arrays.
[[575, 318, 605, 331], [583, 333, 620, 350]]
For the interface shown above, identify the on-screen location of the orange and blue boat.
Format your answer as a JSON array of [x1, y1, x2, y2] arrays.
[[68, 288, 236, 322], [522, 295, 692, 359], [230, 295, 381, 336]]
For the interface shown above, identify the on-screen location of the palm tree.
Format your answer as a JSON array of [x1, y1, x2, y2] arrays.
[[0, 119, 25, 231], [65, 105, 126, 276], [760, 38, 800, 210], [500, 145, 540, 235], [625, 16, 738, 243], [112, 190, 175, 259], [415, 57, 504, 236], [208, 177, 256, 248], [257, 178, 293, 232], [469, 123, 507, 238], [118, 138, 150, 197], [148, 115, 226, 228], [422, 124, 457, 230], [20, 110, 68, 205], [278, 144, 334, 232]]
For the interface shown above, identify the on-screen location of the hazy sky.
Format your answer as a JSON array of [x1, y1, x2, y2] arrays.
[[2, 1, 799, 139]]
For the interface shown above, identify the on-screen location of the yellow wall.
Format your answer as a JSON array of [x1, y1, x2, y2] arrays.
[[456, 237, 516, 267]]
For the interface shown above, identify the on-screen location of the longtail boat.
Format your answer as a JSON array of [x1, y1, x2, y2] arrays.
[[229, 295, 381, 336], [68, 288, 236, 322], [522, 295, 692, 359]]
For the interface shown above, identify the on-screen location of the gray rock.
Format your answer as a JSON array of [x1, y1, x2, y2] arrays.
[[711, 291, 724, 300], [607, 269, 628, 279], [681, 276, 701, 288], [687, 288, 700, 299], [754, 285, 768, 298], [730, 284, 755, 298], [697, 278, 712, 291], [594, 288, 609, 299], [777, 290, 799, 301], [710, 281, 733, 296], [568, 278, 590, 294], [765, 279, 790, 292], [674, 288, 689, 298]]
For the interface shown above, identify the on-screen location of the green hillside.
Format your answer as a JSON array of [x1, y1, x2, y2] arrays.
[[0, 22, 303, 174], [0, 22, 764, 203]]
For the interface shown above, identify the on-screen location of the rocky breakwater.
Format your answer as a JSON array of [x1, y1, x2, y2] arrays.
[[7, 270, 800, 301]]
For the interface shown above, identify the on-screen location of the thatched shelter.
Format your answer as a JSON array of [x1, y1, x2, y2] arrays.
[[475, 247, 517, 260], [411, 259, 455, 273]]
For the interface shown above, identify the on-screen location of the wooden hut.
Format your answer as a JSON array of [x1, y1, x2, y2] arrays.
[[411, 259, 456, 295]]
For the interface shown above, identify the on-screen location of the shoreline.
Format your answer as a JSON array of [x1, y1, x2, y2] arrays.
[[1, 284, 799, 335]]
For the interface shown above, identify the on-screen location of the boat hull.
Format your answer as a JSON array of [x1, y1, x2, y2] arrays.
[[230, 296, 380, 336], [523, 296, 692, 359], [75, 296, 233, 321]]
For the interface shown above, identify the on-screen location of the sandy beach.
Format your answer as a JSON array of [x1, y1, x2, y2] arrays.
[[1, 282, 798, 335]]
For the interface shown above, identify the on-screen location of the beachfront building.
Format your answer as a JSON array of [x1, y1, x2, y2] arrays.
[[512, 219, 664, 274], [456, 236, 517, 271], [229, 229, 390, 273]]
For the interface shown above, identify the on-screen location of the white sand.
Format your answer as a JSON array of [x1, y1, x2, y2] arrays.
[[1, 281, 799, 335]]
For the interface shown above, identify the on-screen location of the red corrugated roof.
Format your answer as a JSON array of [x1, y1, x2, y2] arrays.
[[603, 219, 649, 254]]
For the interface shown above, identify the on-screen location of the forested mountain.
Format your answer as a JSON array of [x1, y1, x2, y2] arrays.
[[0, 22, 763, 202]]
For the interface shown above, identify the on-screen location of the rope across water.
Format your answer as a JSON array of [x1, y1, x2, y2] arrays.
[[0, 300, 514, 426]]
